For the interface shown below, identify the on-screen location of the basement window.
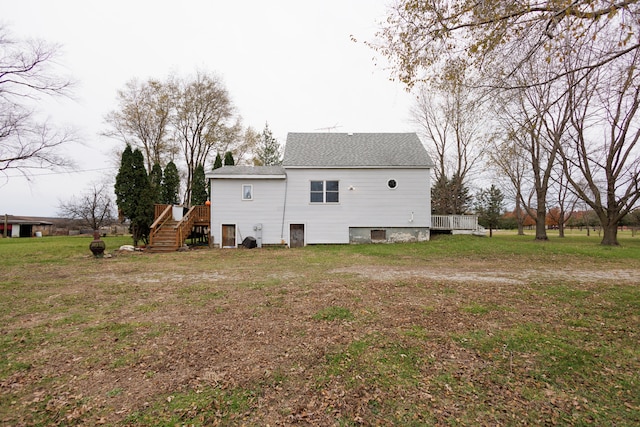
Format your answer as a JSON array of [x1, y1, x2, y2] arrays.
[[371, 229, 386, 241]]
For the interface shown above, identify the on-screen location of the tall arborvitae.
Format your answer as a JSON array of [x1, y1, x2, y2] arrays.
[[114, 145, 135, 223], [162, 161, 180, 205], [130, 149, 154, 245], [223, 151, 235, 166], [213, 152, 223, 170], [115, 146, 154, 245], [190, 163, 208, 206], [149, 162, 163, 204]]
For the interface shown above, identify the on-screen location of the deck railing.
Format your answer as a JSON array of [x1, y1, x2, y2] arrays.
[[189, 204, 210, 225], [149, 204, 172, 246], [432, 215, 478, 230], [175, 204, 210, 247], [154, 204, 171, 220], [149, 204, 211, 249]]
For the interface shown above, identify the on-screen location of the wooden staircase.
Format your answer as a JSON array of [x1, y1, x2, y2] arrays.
[[147, 204, 211, 253], [148, 219, 181, 252]]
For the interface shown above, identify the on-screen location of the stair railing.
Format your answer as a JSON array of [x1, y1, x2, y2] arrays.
[[175, 206, 198, 248], [149, 204, 172, 247]]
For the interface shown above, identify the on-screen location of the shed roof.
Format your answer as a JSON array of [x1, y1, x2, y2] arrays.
[[283, 133, 434, 168], [207, 165, 286, 179], [3, 215, 53, 225]]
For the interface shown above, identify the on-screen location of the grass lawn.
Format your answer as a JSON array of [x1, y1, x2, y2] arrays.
[[0, 233, 639, 426]]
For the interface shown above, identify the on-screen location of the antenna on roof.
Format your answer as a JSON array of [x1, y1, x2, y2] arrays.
[[314, 123, 343, 132]]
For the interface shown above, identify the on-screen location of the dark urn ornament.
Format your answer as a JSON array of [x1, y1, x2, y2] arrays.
[[89, 231, 106, 258]]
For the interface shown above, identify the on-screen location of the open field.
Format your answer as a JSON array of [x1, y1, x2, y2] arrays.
[[1, 233, 639, 426]]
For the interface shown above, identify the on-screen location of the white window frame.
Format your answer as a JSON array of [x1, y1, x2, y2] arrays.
[[242, 184, 253, 200], [310, 180, 339, 204]]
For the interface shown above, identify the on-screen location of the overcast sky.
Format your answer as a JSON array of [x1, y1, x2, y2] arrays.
[[2, 0, 418, 217]]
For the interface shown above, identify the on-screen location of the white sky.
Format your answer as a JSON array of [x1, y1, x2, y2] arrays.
[[1, 0, 418, 217]]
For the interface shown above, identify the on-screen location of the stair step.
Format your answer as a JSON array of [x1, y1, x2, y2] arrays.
[[149, 217, 201, 253]]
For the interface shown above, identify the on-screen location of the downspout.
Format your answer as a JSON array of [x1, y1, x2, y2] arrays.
[[280, 171, 288, 243]]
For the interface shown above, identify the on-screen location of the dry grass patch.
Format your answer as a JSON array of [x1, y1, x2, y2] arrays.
[[0, 234, 639, 425]]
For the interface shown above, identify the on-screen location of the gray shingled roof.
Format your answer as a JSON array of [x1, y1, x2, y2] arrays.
[[283, 133, 434, 167], [209, 165, 285, 177]]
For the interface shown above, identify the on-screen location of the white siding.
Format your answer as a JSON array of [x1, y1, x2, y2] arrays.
[[284, 168, 431, 244], [210, 167, 431, 246], [210, 178, 286, 247]]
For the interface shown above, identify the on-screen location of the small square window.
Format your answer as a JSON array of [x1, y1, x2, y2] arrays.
[[371, 229, 386, 241], [242, 184, 253, 200]]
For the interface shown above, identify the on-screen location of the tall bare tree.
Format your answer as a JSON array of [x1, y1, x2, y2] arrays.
[[493, 63, 573, 241], [547, 163, 580, 238], [0, 25, 74, 181], [104, 78, 173, 173], [560, 49, 640, 245], [412, 61, 485, 183], [412, 61, 485, 215], [490, 134, 530, 235], [170, 71, 234, 206]]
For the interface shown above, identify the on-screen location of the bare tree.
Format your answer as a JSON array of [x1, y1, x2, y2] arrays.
[[493, 67, 572, 241], [560, 50, 640, 245], [104, 78, 173, 173], [0, 25, 74, 181], [170, 71, 234, 206], [237, 126, 261, 166], [412, 61, 485, 183], [58, 182, 114, 231], [490, 134, 529, 235]]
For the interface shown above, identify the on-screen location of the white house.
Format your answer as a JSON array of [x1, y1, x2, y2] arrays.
[[206, 132, 434, 247]]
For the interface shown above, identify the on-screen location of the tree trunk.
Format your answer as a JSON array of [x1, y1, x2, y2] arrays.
[[535, 206, 548, 240], [600, 222, 620, 246], [515, 198, 525, 236]]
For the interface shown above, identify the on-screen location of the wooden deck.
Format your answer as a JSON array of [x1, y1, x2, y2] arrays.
[[432, 215, 485, 235], [148, 204, 211, 252]]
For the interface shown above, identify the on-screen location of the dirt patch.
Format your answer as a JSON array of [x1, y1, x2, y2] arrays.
[[331, 265, 640, 285]]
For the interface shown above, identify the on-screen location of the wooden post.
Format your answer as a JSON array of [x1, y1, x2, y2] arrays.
[[3, 214, 7, 238]]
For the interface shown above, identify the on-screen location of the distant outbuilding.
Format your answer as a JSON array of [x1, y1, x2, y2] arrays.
[[1, 215, 54, 238]]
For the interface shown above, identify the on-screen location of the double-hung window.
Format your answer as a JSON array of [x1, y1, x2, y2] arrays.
[[310, 180, 339, 203]]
